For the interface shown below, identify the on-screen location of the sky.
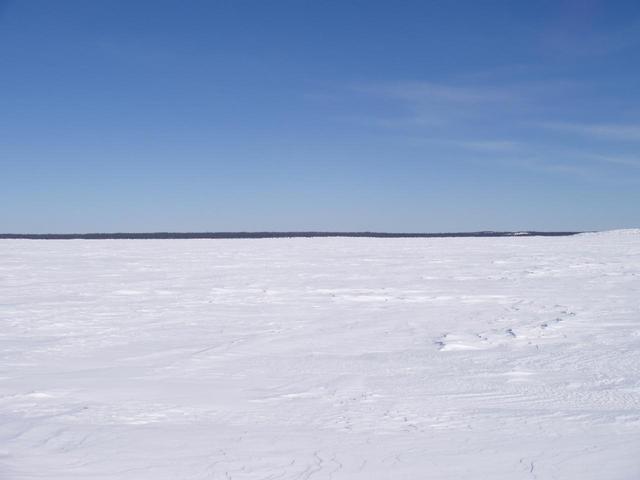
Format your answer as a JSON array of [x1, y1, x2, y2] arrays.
[[1, 0, 640, 233]]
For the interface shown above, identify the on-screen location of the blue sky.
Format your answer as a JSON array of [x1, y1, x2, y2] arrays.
[[1, 0, 639, 232]]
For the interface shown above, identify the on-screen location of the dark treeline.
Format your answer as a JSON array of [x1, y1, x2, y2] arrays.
[[0, 231, 582, 240]]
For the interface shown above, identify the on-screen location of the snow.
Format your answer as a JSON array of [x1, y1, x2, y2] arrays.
[[1, 232, 639, 479]]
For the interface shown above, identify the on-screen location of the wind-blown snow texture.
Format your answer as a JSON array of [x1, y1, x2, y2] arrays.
[[1, 232, 639, 479]]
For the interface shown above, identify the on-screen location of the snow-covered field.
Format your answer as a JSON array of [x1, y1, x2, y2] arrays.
[[1, 232, 639, 479]]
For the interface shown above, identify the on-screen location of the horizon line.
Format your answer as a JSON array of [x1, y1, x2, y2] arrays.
[[0, 231, 584, 240]]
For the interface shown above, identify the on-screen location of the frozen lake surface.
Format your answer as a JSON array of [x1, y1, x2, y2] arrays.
[[1, 232, 639, 479]]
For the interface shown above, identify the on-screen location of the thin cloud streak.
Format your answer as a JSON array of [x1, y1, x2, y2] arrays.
[[586, 154, 640, 168], [357, 81, 514, 104], [540, 122, 640, 141], [344, 78, 640, 185], [457, 140, 521, 153], [348, 80, 522, 132]]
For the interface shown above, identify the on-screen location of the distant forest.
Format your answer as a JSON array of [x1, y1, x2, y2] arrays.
[[0, 232, 581, 240]]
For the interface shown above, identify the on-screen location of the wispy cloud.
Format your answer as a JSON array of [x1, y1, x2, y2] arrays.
[[358, 81, 514, 104], [534, 162, 593, 177], [540, 122, 640, 141], [341, 77, 639, 184], [584, 154, 640, 168], [342, 114, 442, 130], [457, 140, 520, 153], [390, 137, 522, 153], [347, 80, 522, 131], [468, 152, 594, 180]]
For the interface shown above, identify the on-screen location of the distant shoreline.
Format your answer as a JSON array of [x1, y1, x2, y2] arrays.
[[0, 231, 582, 240]]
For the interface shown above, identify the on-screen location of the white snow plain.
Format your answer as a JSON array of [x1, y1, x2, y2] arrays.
[[1, 231, 640, 479]]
